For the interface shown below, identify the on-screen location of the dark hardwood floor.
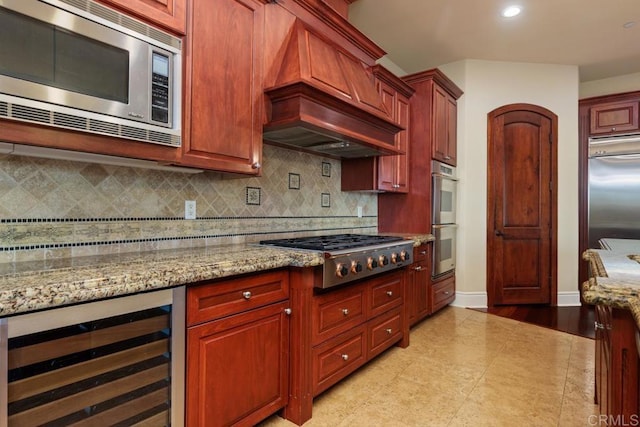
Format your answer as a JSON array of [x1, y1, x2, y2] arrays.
[[472, 304, 595, 339]]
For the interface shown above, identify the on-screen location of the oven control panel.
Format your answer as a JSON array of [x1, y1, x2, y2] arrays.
[[321, 242, 414, 288]]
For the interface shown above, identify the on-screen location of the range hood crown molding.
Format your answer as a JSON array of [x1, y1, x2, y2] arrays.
[[263, 19, 403, 159]]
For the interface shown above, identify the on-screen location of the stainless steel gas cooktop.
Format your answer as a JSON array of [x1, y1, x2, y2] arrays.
[[260, 234, 414, 288]]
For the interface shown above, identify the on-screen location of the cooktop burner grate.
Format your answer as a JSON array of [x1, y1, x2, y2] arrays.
[[259, 234, 404, 251]]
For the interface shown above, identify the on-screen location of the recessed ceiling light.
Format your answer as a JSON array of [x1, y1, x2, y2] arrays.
[[623, 21, 637, 29], [502, 5, 522, 18]]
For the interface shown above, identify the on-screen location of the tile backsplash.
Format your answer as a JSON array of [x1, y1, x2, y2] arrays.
[[0, 144, 377, 262]]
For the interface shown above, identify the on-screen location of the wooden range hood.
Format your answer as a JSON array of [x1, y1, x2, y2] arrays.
[[263, 20, 403, 158]]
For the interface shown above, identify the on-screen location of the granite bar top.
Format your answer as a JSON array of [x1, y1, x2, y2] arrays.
[[582, 243, 640, 328], [0, 234, 433, 317]]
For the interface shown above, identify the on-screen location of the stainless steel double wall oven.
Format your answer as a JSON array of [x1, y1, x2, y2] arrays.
[[432, 160, 458, 277]]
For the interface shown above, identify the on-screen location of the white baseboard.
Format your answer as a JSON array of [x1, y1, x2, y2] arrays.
[[451, 292, 487, 308], [557, 291, 581, 307], [451, 291, 582, 308]]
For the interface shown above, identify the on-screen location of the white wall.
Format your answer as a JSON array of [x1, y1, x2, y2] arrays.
[[579, 72, 640, 99], [438, 60, 580, 307]]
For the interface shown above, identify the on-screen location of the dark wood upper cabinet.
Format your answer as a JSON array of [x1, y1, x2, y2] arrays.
[[178, 0, 265, 174], [378, 68, 462, 234], [431, 83, 459, 166], [341, 65, 414, 192], [98, 0, 187, 35], [589, 100, 640, 135]]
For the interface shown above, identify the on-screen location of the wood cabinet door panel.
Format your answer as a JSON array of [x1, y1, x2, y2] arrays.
[[432, 85, 457, 165], [187, 270, 288, 326], [431, 275, 455, 313], [312, 326, 366, 395], [590, 100, 639, 135], [312, 285, 366, 345], [181, 0, 263, 174], [367, 307, 402, 358], [186, 301, 289, 427], [369, 271, 403, 317], [98, 0, 186, 34]]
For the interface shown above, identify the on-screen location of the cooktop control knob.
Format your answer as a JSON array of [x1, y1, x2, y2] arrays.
[[367, 257, 378, 270], [336, 263, 349, 278], [390, 253, 398, 264], [379, 255, 389, 266], [400, 250, 410, 262], [351, 261, 363, 274]]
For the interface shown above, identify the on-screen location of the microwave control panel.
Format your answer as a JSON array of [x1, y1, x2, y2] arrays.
[[151, 52, 170, 124]]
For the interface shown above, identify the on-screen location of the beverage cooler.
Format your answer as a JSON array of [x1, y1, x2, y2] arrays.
[[0, 288, 185, 426]]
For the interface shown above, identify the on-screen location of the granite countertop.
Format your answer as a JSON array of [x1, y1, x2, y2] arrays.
[[582, 240, 640, 328], [0, 234, 433, 317]]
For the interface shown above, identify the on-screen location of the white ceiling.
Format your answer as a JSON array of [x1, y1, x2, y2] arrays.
[[348, 0, 640, 82]]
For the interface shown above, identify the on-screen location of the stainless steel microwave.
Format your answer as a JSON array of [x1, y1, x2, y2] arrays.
[[0, 0, 182, 147]]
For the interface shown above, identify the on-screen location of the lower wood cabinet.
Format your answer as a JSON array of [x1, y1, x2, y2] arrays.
[[186, 270, 290, 427], [594, 304, 640, 421], [286, 269, 408, 425], [431, 273, 455, 313]]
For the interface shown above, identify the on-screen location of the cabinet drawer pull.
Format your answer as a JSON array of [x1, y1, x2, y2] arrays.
[[594, 321, 610, 330], [284, 308, 292, 315], [342, 308, 349, 316], [444, 155, 451, 160], [386, 291, 393, 297], [385, 328, 392, 335], [444, 291, 450, 296], [414, 266, 423, 271], [242, 291, 252, 300], [420, 250, 427, 255], [341, 354, 349, 361]]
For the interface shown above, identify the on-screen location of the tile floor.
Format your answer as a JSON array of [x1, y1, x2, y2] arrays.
[[261, 306, 598, 426]]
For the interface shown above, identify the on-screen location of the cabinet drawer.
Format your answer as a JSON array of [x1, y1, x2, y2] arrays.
[[431, 275, 455, 313], [369, 271, 403, 317], [187, 269, 289, 326], [368, 307, 403, 359], [413, 244, 429, 262], [312, 326, 366, 396], [590, 100, 640, 135], [312, 285, 366, 345]]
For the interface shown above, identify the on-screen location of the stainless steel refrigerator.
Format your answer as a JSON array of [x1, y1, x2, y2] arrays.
[[588, 134, 640, 248]]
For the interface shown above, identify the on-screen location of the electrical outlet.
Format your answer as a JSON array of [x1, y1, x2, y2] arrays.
[[357, 206, 363, 218], [185, 200, 196, 220]]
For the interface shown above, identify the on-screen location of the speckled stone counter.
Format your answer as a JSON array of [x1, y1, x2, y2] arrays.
[[0, 234, 432, 317], [582, 246, 640, 328], [0, 244, 324, 317]]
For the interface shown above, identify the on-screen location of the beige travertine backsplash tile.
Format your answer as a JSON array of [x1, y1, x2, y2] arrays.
[[0, 144, 377, 261]]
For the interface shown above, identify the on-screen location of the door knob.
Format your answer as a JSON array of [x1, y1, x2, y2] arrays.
[[495, 230, 503, 236]]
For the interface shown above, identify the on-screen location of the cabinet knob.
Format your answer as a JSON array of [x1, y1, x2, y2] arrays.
[[594, 321, 610, 330], [420, 250, 427, 255], [414, 266, 423, 271], [393, 184, 400, 188], [342, 308, 349, 316], [242, 291, 252, 300], [251, 162, 261, 169], [612, 127, 616, 131], [386, 291, 393, 297], [444, 291, 450, 296], [341, 354, 349, 361], [385, 328, 393, 335], [444, 155, 451, 160], [284, 308, 292, 315]]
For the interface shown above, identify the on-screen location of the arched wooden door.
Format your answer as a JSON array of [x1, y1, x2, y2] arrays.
[[487, 104, 558, 306]]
